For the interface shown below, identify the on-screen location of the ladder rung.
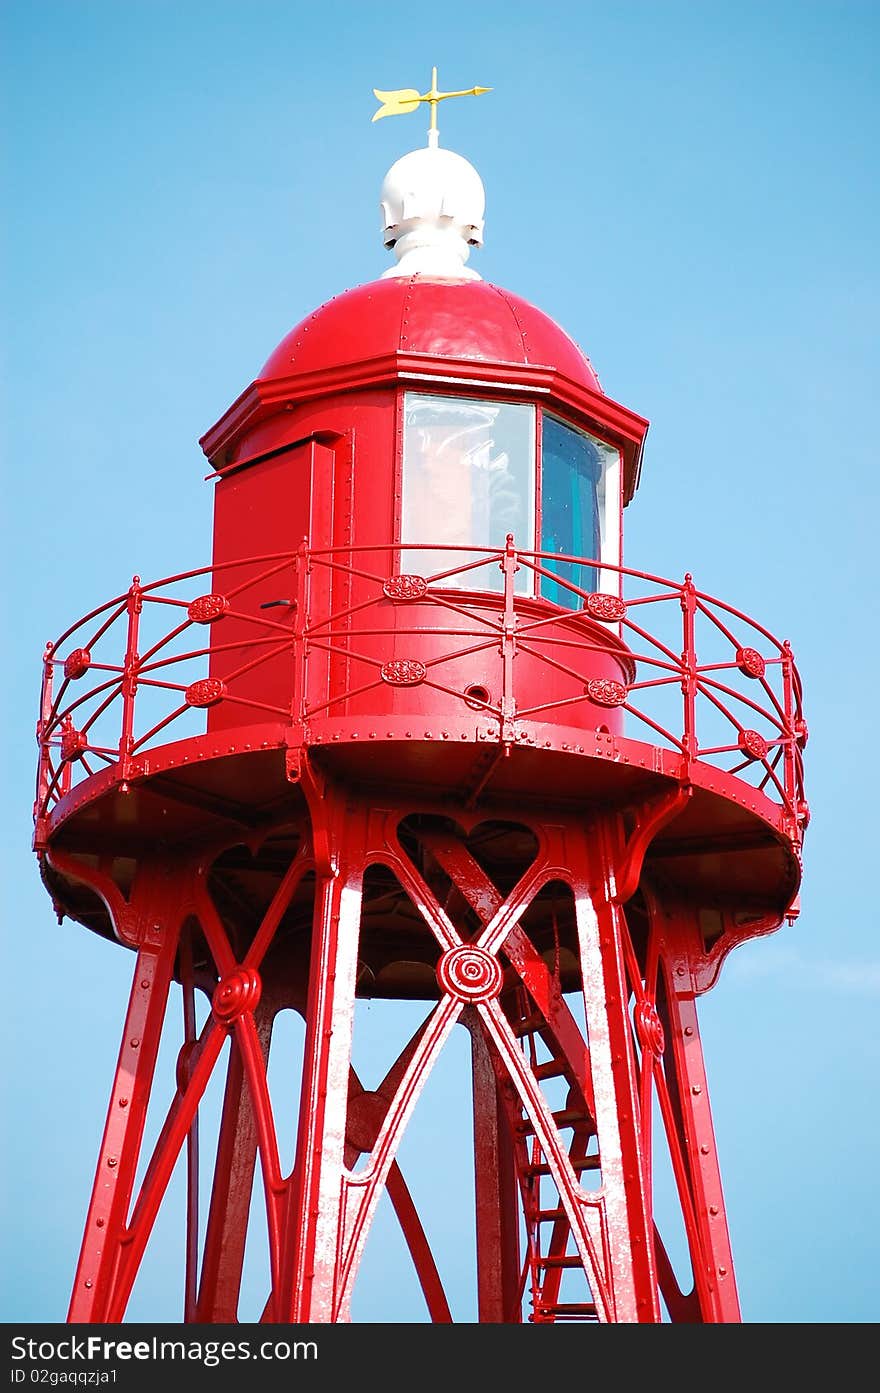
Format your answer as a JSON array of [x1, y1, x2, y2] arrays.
[[525, 1155, 601, 1177], [518, 1107, 591, 1135], [510, 1014, 547, 1039], [538, 1255, 582, 1270], [533, 1059, 566, 1080], [533, 1302, 598, 1320]]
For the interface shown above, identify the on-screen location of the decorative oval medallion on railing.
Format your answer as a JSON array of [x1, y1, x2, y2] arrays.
[[383, 575, 428, 602], [584, 593, 627, 623], [187, 594, 230, 625], [739, 728, 768, 760], [60, 725, 89, 762], [736, 647, 766, 679], [585, 677, 628, 707], [380, 659, 427, 687], [185, 678, 227, 708], [63, 648, 92, 681]]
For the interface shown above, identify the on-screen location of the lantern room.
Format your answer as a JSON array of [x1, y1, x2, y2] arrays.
[[199, 144, 649, 747]]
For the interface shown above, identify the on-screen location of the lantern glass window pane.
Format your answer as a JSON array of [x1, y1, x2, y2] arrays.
[[540, 416, 620, 608], [401, 393, 535, 593]]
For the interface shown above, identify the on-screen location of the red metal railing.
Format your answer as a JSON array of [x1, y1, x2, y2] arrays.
[[33, 542, 808, 837]]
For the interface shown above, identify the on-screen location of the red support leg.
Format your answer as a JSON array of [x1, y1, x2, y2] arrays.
[[196, 1006, 274, 1322], [466, 1012, 522, 1323], [651, 894, 741, 1322], [282, 827, 365, 1320], [67, 861, 188, 1322]]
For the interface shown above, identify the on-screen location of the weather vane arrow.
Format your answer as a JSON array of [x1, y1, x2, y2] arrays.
[[372, 66, 490, 146]]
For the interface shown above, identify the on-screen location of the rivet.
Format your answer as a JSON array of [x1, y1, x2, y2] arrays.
[[119, 1097, 128, 1108], [425, 731, 433, 738], [684, 1025, 694, 1036], [442, 731, 449, 739], [676, 967, 686, 977], [130, 1038, 140, 1048], [96, 1218, 104, 1228], [406, 731, 412, 738], [369, 732, 376, 739], [141, 979, 150, 989], [700, 1144, 710, 1154], [709, 1205, 719, 1216], [351, 732, 358, 739], [107, 1156, 117, 1168], [718, 1266, 727, 1277], [692, 1085, 702, 1095], [84, 1280, 93, 1289]]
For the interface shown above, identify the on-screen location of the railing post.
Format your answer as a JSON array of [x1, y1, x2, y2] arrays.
[[780, 638, 802, 833], [293, 540, 310, 726], [680, 574, 697, 767], [119, 575, 143, 788], [60, 716, 74, 797], [33, 643, 55, 849], [500, 535, 518, 747]]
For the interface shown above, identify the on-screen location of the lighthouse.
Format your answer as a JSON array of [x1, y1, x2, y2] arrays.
[[33, 77, 807, 1324]]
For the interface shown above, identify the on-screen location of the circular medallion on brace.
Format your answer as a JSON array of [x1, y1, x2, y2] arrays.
[[634, 999, 665, 1056], [212, 966, 262, 1023], [436, 944, 504, 1002]]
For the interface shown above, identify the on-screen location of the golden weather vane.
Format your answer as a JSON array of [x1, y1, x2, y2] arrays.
[[372, 66, 491, 145]]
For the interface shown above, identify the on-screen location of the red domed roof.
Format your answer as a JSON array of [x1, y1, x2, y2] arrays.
[[259, 276, 603, 394]]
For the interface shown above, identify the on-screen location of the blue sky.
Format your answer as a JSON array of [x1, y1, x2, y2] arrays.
[[2, 0, 878, 1324]]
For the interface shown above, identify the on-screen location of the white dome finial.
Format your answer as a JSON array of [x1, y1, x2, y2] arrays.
[[379, 146, 485, 280], [371, 67, 490, 279]]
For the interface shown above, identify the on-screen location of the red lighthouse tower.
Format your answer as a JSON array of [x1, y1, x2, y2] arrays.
[[34, 101, 807, 1324]]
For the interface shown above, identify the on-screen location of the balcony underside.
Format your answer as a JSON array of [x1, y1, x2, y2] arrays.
[[39, 720, 801, 967]]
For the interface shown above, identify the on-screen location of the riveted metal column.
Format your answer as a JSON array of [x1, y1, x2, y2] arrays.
[[179, 927, 200, 1323], [465, 1011, 522, 1323], [575, 818, 660, 1322], [280, 796, 364, 1322], [67, 863, 185, 1322], [195, 1002, 275, 1323], [659, 911, 741, 1322]]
